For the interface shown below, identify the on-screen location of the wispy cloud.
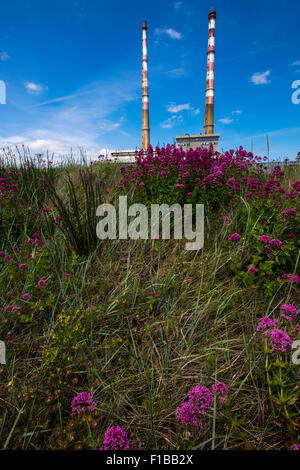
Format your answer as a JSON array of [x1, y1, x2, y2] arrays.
[[166, 102, 191, 113], [193, 108, 200, 116], [174, 1, 182, 9], [32, 91, 91, 107], [0, 52, 10, 61], [2, 73, 140, 156], [218, 110, 242, 124], [0, 130, 99, 157], [290, 60, 300, 66], [154, 28, 182, 40], [25, 82, 47, 95], [98, 117, 125, 132], [250, 70, 271, 85], [160, 115, 182, 128], [165, 68, 186, 78], [219, 117, 234, 124]]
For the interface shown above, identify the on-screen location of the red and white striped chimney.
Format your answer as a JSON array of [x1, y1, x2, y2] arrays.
[[204, 8, 216, 135], [142, 21, 150, 150]]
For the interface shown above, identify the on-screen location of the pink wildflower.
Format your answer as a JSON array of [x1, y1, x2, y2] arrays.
[[257, 317, 278, 332], [259, 235, 270, 243], [290, 444, 300, 450], [229, 233, 241, 242], [70, 392, 97, 417], [280, 304, 298, 322], [248, 266, 258, 274], [176, 400, 203, 429], [281, 209, 296, 217], [101, 426, 130, 450], [38, 277, 46, 288], [11, 306, 20, 313], [211, 382, 228, 403], [266, 328, 292, 352], [268, 238, 283, 250]]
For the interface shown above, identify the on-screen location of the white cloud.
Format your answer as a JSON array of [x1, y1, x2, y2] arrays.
[[0, 131, 112, 162], [0, 52, 10, 61], [33, 91, 85, 106], [154, 28, 182, 40], [98, 117, 125, 132], [250, 70, 271, 85], [25, 82, 46, 95], [165, 102, 200, 116], [2, 73, 140, 157], [232, 109, 242, 115], [174, 1, 182, 9], [160, 115, 182, 128], [290, 60, 300, 66], [218, 117, 234, 124], [166, 102, 191, 113], [165, 68, 186, 78]]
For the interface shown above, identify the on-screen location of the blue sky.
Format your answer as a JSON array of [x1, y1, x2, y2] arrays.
[[0, 0, 299, 160]]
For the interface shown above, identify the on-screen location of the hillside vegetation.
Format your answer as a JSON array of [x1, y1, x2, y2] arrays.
[[0, 145, 299, 450]]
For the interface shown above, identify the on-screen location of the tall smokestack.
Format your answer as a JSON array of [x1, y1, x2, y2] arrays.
[[204, 8, 216, 135], [142, 21, 150, 149]]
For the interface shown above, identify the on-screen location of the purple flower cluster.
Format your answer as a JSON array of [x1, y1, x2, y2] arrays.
[[281, 209, 296, 218], [116, 146, 300, 209], [257, 300, 298, 352], [267, 238, 283, 250], [70, 392, 97, 417], [259, 235, 285, 251], [229, 233, 241, 242], [282, 273, 300, 284], [176, 383, 228, 429], [259, 235, 270, 243], [280, 304, 298, 322], [101, 426, 130, 450], [38, 277, 46, 288], [188, 386, 214, 414], [211, 382, 229, 403], [265, 328, 292, 352], [176, 386, 213, 429], [257, 317, 278, 332], [248, 266, 258, 274], [290, 444, 300, 450], [176, 401, 202, 429]]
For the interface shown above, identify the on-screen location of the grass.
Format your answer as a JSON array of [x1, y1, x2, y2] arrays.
[[0, 147, 299, 450]]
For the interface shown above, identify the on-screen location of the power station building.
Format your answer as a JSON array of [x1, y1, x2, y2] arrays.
[[175, 132, 220, 152]]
